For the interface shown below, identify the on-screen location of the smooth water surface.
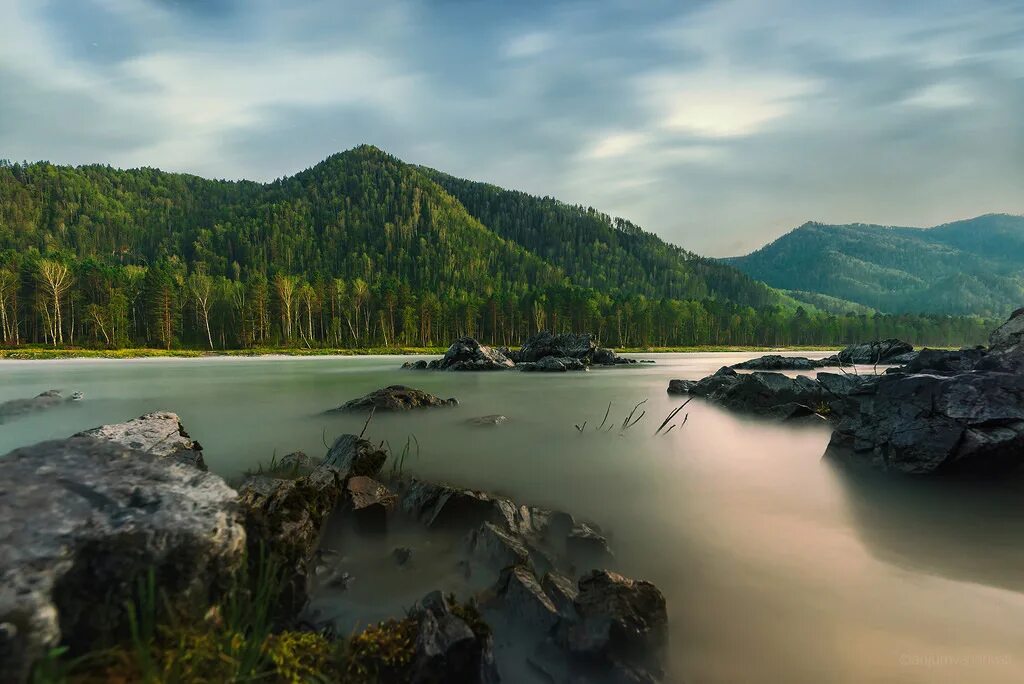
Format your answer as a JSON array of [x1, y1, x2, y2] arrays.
[[1, 353, 1021, 683]]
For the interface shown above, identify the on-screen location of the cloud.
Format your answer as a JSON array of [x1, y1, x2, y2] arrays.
[[0, 0, 1021, 256]]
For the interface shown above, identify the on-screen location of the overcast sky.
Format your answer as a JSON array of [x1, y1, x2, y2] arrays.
[[1, 0, 1022, 256]]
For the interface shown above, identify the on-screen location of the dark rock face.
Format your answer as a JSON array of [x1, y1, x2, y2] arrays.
[[593, 347, 639, 366], [0, 436, 246, 682], [518, 331, 596, 363], [826, 371, 1024, 476], [410, 591, 498, 684], [328, 385, 458, 412], [563, 570, 668, 679], [890, 347, 986, 375], [77, 411, 206, 470], [731, 355, 821, 371], [518, 356, 588, 372], [400, 480, 509, 530], [402, 359, 429, 370], [0, 389, 82, 423], [434, 337, 515, 371], [266, 451, 318, 477], [493, 565, 560, 633], [345, 476, 397, 533]]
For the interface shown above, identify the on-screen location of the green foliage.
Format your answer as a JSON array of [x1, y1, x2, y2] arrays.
[[728, 215, 1024, 317], [0, 147, 1000, 350]]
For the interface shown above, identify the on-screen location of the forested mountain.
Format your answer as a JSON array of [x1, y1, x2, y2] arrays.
[[0, 146, 996, 351], [727, 215, 1024, 317]]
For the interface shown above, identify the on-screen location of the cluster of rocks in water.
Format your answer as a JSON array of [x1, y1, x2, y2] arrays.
[[0, 389, 83, 423], [1, 398, 668, 681], [402, 331, 653, 373], [729, 339, 917, 371], [670, 308, 1024, 477]]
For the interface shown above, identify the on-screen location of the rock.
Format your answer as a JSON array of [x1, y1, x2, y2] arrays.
[[731, 355, 821, 371], [345, 476, 397, 533], [402, 359, 430, 370], [401, 480, 508, 530], [0, 389, 82, 423], [542, 571, 579, 618], [436, 337, 515, 371], [328, 385, 459, 412], [323, 434, 387, 478], [518, 331, 596, 363], [492, 565, 560, 632], [411, 591, 498, 684], [266, 451, 319, 477], [564, 570, 668, 676], [393, 547, 413, 567], [0, 436, 246, 681], [76, 411, 206, 470], [835, 339, 914, 365], [888, 347, 986, 375], [566, 522, 613, 564], [518, 356, 588, 372], [593, 348, 638, 366], [466, 522, 531, 570], [988, 307, 1024, 353], [466, 414, 509, 427], [826, 370, 1024, 476], [667, 366, 737, 396]]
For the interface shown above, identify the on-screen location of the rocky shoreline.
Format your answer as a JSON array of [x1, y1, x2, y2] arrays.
[[1, 405, 669, 681], [668, 308, 1024, 476]]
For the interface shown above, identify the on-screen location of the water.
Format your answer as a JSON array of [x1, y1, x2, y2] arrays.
[[1, 353, 1022, 683]]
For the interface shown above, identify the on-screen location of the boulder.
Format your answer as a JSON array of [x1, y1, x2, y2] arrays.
[[518, 331, 596, 363], [328, 385, 458, 412], [402, 359, 429, 370], [731, 355, 821, 371], [0, 436, 246, 682], [518, 356, 588, 372], [541, 571, 579, 618], [266, 451, 319, 477], [76, 411, 206, 470], [323, 434, 387, 478], [563, 570, 668, 677], [667, 366, 737, 397], [0, 389, 82, 423], [435, 337, 515, 371], [593, 348, 638, 366], [566, 522, 613, 564], [400, 480, 508, 530], [826, 371, 1024, 476], [410, 591, 498, 684], [988, 307, 1024, 353], [888, 347, 986, 375], [835, 339, 914, 365]]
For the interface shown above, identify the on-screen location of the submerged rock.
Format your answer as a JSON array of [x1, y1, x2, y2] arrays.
[[402, 359, 430, 370], [466, 414, 510, 427], [328, 385, 458, 412], [0, 436, 245, 682], [77, 411, 206, 470], [0, 389, 82, 423]]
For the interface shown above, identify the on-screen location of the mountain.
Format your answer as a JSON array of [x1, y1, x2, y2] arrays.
[[0, 146, 995, 350], [726, 214, 1024, 317]]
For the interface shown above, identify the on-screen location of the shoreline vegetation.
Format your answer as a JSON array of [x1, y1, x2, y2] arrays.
[[0, 344, 857, 360]]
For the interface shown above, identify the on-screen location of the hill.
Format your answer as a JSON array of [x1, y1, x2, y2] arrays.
[[0, 146, 995, 350], [726, 214, 1024, 317]]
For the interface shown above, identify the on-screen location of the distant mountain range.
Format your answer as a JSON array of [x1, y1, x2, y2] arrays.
[[726, 214, 1024, 317]]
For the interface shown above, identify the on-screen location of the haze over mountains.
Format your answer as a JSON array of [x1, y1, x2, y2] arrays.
[[728, 214, 1024, 317]]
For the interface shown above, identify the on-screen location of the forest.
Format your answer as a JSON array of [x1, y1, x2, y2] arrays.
[[0, 146, 997, 352]]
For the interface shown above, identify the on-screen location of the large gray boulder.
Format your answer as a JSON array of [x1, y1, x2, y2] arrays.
[[0, 436, 245, 682], [77, 411, 205, 470], [826, 371, 1024, 475], [731, 355, 821, 371], [434, 337, 514, 371], [328, 385, 458, 412]]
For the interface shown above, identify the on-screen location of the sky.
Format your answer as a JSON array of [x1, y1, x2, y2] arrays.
[[0, 0, 1022, 256]]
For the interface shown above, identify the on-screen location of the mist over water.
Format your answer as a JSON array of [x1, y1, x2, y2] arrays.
[[1, 353, 1021, 683]]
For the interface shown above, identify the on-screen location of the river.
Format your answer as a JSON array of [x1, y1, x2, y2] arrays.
[[1, 353, 1021, 683]]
